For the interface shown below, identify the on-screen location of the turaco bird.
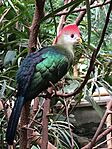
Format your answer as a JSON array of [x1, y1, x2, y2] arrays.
[[6, 24, 82, 145]]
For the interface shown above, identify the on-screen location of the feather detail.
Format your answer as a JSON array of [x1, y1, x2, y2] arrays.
[[6, 96, 24, 145]]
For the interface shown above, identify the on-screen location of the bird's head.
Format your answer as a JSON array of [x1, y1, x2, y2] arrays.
[[54, 24, 82, 47]]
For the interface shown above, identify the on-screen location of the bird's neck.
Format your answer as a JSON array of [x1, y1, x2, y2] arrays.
[[54, 44, 74, 65], [55, 38, 74, 63]]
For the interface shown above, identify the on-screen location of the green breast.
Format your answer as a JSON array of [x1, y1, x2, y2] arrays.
[[24, 46, 70, 100]]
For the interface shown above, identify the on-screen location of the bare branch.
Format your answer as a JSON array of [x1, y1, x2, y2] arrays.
[[20, 101, 30, 149], [28, 0, 46, 52]]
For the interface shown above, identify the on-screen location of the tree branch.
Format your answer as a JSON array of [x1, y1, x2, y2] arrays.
[[28, 0, 46, 52], [20, 101, 30, 149], [41, 88, 52, 149]]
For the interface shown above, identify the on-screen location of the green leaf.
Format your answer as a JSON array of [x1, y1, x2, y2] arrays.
[[63, 80, 80, 93], [7, 0, 17, 13], [85, 89, 104, 118], [98, 79, 112, 96], [0, 13, 23, 33], [15, 1, 26, 11], [4, 51, 16, 66], [5, 8, 16, 20], [49, 0, 57, 34], [31, 145, 40, 149], [66, 1, 83, 19]]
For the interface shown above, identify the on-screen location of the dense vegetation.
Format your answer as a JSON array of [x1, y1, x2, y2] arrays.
[[0, 0, 112, 148]]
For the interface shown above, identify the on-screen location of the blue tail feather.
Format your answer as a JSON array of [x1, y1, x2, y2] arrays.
[[6, 96, 24, 145]]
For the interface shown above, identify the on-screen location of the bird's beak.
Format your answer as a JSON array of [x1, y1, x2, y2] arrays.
[[79, 38, 82, 44], [74, 37, 82, 45]]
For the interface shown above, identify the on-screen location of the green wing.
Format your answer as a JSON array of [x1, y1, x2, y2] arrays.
[[19, 47, 70, 100]]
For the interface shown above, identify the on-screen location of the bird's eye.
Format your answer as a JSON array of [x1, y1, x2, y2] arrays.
[[71, 34, 74, 38]]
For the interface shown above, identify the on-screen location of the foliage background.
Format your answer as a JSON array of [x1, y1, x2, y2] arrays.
[[0, 0, 112, 148]]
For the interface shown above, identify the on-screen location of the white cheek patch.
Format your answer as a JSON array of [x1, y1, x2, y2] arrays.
[[63, 35, 74, 43], [63, 34, 79, 43], [63, 34, 70, 41]]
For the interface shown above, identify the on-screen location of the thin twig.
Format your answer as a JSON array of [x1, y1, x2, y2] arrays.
[[74, 0, 96, 26], [95, 125, 112, 144], [57, 0, 69, 35], [32, 131, 57, 149], [32, 97, 39, 118], [93, 137, 112, 149], [27, 97, 39, 148], [28, 99, 45, 128], [56, 0, 111, 16]]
